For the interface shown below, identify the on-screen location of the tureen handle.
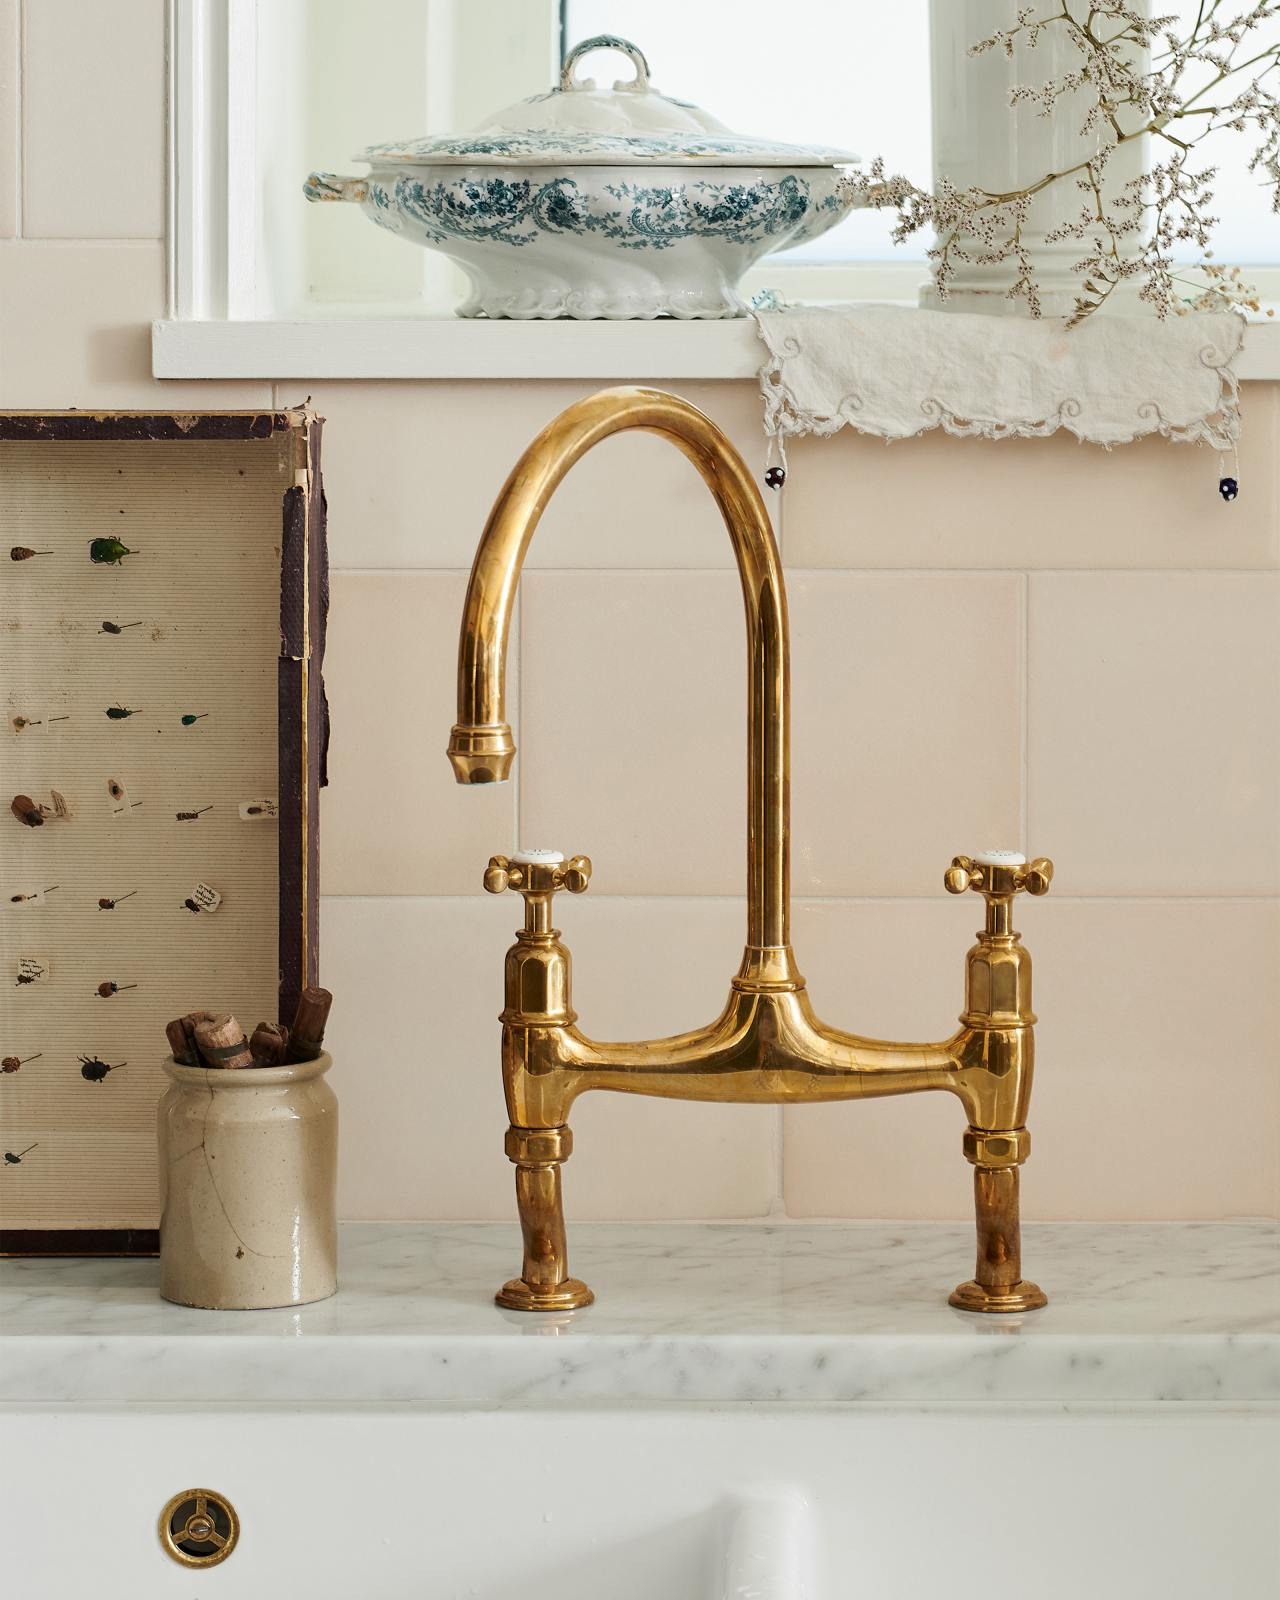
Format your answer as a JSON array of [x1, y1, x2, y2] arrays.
[[304, 172, 369, 205], [560, 35, 651, 95]]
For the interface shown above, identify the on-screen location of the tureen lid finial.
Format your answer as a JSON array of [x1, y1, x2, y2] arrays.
[[560, 35, 652, 95]]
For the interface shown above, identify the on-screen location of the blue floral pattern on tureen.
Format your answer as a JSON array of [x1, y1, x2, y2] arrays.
[[359, 132, 857, 168], [369, 173, 832, 251]]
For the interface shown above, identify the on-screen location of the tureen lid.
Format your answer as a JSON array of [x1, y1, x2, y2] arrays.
[[358, 35, 858, 169]]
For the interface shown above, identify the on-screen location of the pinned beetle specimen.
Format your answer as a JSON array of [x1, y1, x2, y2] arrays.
[[105, 704, 141, 720], [2, 1054, 40, 1073], [101, 619, 142, 634], [98, 890, 137, 910], [96, 981, 138, 998], [79, 1055, 125, 1083], [175, 805, 212, 821], [89, 537, 137, 565], [11, 795, 45, 827], [10, 547, 51, 561], [4, 1144, 38, 1164], [9, 886, 59, 904], [180, 713, 209, 726]]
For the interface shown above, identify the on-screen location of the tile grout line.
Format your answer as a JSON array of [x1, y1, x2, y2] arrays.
[[16, 0, 24, 240], [0, 235, 167, 247], [319, 892, 1280, 906], [325, 565, 1280, 579]]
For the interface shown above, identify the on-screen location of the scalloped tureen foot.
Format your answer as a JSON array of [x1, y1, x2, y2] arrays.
[[305, 35, 860, 322], [461, 285, 748, 322]]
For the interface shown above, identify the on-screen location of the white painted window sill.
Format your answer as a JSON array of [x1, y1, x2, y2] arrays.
[[152, 312, 1280, 383]]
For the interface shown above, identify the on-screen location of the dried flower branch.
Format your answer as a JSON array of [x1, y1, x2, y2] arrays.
[[843, 1, 1280, 324]]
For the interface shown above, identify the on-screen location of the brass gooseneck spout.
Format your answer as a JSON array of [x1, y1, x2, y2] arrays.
[[448, 387, 1053, 1315], [448, 386, 791, 968]]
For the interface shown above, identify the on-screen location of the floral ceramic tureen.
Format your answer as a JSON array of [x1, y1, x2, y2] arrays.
[[304, 35, 859, 320]]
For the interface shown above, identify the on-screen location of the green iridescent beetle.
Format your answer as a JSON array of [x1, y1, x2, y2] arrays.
[[89, 537, 137, 565]]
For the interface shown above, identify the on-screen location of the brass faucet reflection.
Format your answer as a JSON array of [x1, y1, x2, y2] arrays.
[[448, 387, 1052, 1315]]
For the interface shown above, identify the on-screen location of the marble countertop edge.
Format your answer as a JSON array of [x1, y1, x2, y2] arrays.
[[3, 1222, 1277, 1408]]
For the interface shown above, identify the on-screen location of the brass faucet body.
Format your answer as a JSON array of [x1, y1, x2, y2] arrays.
[[448, 387, 1052, 1315]]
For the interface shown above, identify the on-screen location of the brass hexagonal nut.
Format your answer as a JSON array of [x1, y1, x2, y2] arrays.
[[505, 1125, 572, 1165], [962, 1126, 1030, 1168]]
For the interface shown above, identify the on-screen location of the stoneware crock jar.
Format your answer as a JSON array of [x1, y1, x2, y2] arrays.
[[157, 1052, 338, 1310], [304, 34, 860, 320]]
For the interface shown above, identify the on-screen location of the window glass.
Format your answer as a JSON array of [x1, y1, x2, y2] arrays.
[[562, 0, 931, 263], [564, 1, 1279, 269]]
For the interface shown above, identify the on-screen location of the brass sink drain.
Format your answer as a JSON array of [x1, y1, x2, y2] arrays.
[[158, 1488, 239, 1568]]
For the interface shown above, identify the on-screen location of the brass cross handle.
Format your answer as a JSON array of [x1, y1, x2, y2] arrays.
[[483, 851, 592, 896], [944, 851, 1054, 897]]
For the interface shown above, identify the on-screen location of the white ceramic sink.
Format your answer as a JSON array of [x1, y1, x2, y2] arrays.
[[6, 1406, 1280, 1597], [3, 1222, 1278, 1597]]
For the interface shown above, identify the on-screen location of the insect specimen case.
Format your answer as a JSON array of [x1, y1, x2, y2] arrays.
[[1, 410, 328, 1255]]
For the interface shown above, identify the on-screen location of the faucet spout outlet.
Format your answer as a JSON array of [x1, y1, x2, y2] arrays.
[[448, 386, 1057, 1317]]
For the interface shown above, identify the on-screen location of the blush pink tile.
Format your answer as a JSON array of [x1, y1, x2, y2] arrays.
[[784, 385, 1279, 569], [322, 574, 516, 895], [323, 894, 776, 1221], [783, 898, 1280, 1220], [23, 0, 163, 238], [790, 572, 1023, 895], [1029, 572, 1280, 895], [297, 379, 768, 572], [519, 571, 745, 896]]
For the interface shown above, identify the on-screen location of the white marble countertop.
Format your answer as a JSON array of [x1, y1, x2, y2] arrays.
[[2, 1222, 1277, 1407]]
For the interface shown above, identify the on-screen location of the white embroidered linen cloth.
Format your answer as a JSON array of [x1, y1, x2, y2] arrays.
[[754, 304, 1243, 450]]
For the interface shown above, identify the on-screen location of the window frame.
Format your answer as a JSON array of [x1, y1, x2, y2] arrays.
[[157, 0, 1280, 380]]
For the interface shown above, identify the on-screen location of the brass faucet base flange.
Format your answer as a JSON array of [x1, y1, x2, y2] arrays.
[[496, 1276, 594, 1312], [948, 1278, 1048, 1314]]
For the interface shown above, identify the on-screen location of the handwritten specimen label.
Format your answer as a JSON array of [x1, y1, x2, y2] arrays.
[[191, 882, 223, 914], [16, 956, 50, 984], [238, 798, 278, 821], [107, 778, 137, 817]]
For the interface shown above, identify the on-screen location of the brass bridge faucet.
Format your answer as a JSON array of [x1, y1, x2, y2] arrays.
[[448, 387, 1052, 1315]]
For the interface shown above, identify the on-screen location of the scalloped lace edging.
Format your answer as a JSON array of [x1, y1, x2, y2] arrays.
[[752, 305, 1244, 454]]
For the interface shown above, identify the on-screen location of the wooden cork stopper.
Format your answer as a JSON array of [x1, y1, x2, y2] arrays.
[[179, 1010, 215, 1059], [165, 1018, 192, 1064], [193, 1014, 254, 1070], [249, 1021, 288, 1068], [287, 986, 332, 1060]]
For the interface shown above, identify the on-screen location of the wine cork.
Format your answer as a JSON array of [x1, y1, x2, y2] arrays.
[[179, 1010, 216, 1059], [193, 1014, 254, 1070], [287, 987, 332, 1061], [165, 1019, 192, 1064], [249, 1021, 288, 1068]]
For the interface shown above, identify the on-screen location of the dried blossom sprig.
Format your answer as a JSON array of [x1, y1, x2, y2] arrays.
[[843, 2, 1280, 324]]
